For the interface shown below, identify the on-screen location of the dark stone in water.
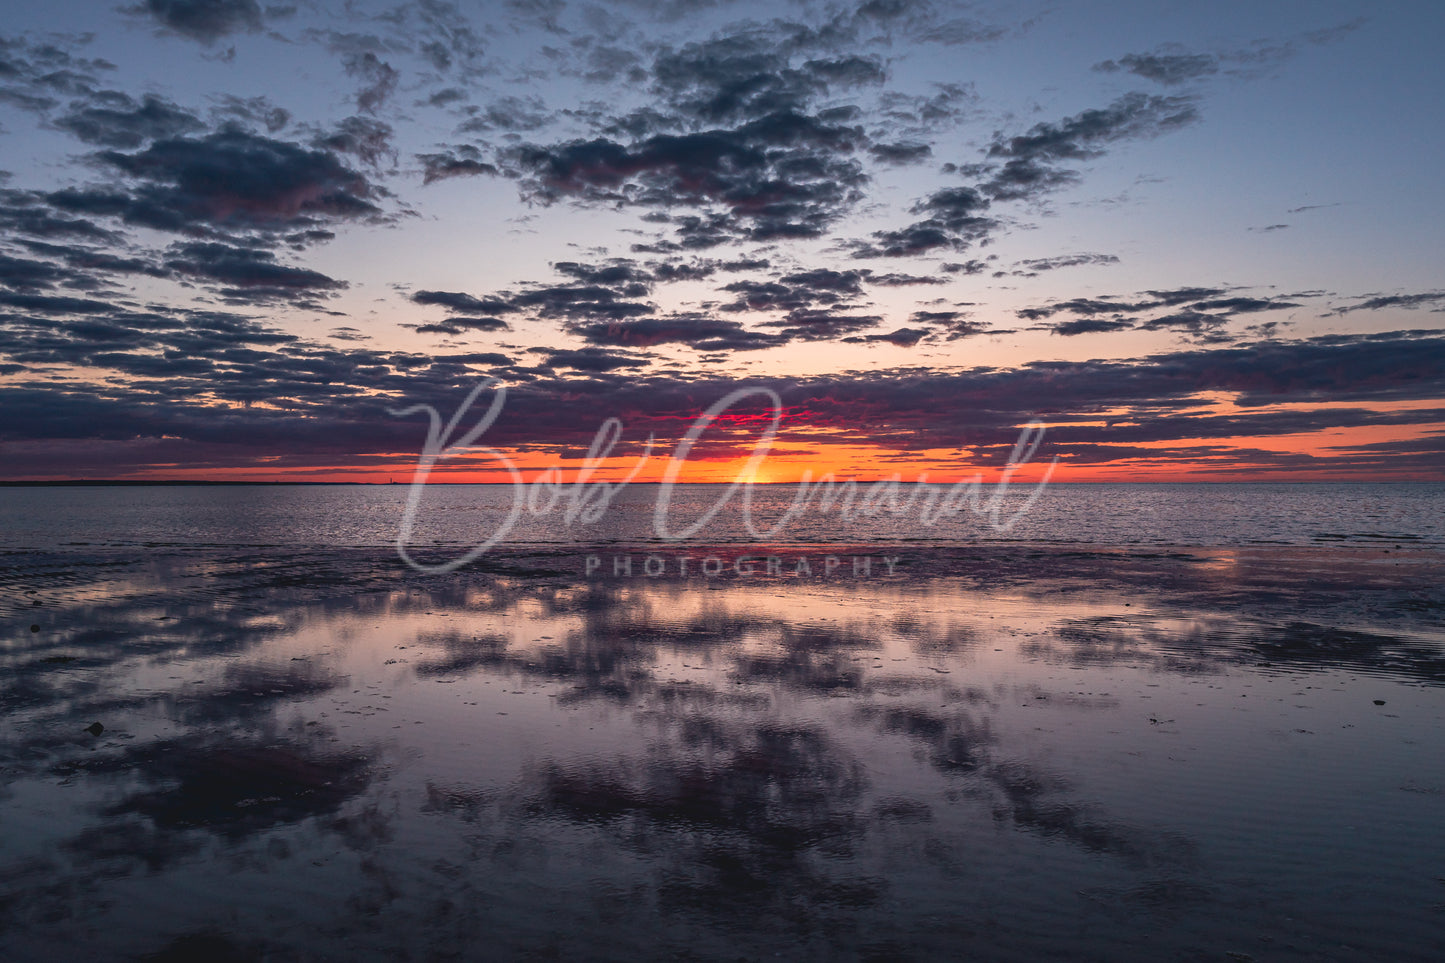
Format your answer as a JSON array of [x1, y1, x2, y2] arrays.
[[85, 722, 105, 736], [1373, 700, 1386, 706], [30, 624, 40, 632]]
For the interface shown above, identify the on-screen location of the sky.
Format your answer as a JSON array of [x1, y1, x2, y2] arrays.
[[0, 0, 1442, 482]]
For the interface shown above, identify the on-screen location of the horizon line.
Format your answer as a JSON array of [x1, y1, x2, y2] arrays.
[[3, 479, 1441, 487]]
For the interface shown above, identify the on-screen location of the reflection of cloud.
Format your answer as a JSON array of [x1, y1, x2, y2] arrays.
[[0, 549, 389, 936], [411, 632, 510, 677], [2, 543, 1441, 957], [403, 587, 976, 704], [95, 734, 373, 837], [857, 701, 1194, 868], [858, 703, 994, 773], [988, 762, 1195, 869], [64, 817, 205, 874], [524, 719, 883, 924], [1028, 614, 1445, 686]]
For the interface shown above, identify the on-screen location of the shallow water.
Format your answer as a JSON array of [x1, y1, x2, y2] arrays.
[[2, 545, 1443, 960]]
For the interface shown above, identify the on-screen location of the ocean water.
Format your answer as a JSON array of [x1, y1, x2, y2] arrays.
[[0, 481, 1440, 550], [2, 486, 1443, 960]]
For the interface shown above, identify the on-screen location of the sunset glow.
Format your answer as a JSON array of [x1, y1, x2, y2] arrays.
[[0, 1, 1442, 481]]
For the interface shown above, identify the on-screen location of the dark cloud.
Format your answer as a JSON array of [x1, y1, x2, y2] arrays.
[[1018, 287, 1251, 324], [1194, 297, 1299, 313], [139, 0, 264, 44], [977, 93, 1199, 202], [533, 346, 649, 372], [211, 95, 290, 133], [762, 308, 882, 340], [647, 32, 884, 125], [410, 267, 660, 332], [425, 87, 466, 108], [570, 316, 788, 351], [409, 289, 520, 314], [854, 185, 995, 257], [342, 51, 399, 114], [415, 316, 510, 334], [1014, 253, 1120, 274], [433, 316, 508, 332], [455, 95, 553, 134], [513, 110, 869, 243], [1146, 286, 1232, 306], [988, 92, 1202, 161], [0, 87, 60, 113], [418, 147, 500, 184], [876, 83, 975, 132], [561, 38, 649, 85], [1094, 21, 1364, 93], [864, 271, 945, 286], [805, 55, 888, 92], [0, 253, 75, 290], [913, 185, 989, 224], [510, 283, 654, 321], [50, 128, 382, 241], [646, 256, 770, 282], [405, 0, 488, 78], [779, 268, 866, 295], [163, 241, 346, 303], [1049, 317, 1136, 336], [838, 0, 1006, 47], [905, 310, 989, 340], [54, 93, 204, 148], [908, 309, 964, 325], [721, 268, 865, 313], [552, 260, 653, 287], [843, 326, 930, 346], [315, 116, 396, 168], [0, 292, 116, 314], [401, 259, 892, 352], [868, 141, 932, 165], [1334, 292, 1445, 314], [13, 239, 170, 283], [501, 21, 904, 246], [1094, 52, 1220, 86], [1019, 286, 1306, 342], [0, 36, 114, 112]]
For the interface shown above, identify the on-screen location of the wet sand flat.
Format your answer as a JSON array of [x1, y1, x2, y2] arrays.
[[2, 544, 1444, 960]]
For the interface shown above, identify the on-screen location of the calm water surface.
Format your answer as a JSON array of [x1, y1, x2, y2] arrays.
[[0, 482, 1441, 549], [2, 538, 1443, 960]]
